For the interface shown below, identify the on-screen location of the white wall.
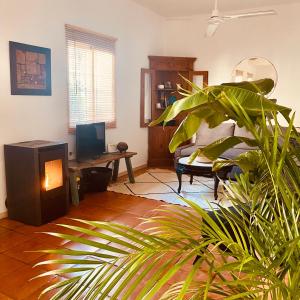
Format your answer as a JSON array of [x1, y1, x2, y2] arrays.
[[1, 0, 299, 216], [0, 0, 163, 215], [162, 3, 300, 125]]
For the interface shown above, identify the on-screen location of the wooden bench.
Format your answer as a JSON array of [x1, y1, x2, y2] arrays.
[[69, 152, 137, 205]]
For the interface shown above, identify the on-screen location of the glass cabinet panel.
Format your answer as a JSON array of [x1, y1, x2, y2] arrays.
[[140, 68, 152, 127], [190, 71, 209, 92]]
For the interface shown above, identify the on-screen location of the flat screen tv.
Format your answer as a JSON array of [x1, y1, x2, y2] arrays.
[[76, 122, 106, 161]]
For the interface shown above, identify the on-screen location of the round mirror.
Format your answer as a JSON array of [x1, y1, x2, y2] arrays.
[[232, 57, 278, 96]]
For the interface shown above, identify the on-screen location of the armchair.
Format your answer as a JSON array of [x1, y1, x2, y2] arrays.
[[174, 122, 236, 161]]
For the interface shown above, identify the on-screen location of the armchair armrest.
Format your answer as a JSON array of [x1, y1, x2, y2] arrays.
[[174, 143, 196, 160]]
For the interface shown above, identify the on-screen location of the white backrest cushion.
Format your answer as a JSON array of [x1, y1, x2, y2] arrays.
[[195, 122, 235, 146], [234, 126, 255, 149]]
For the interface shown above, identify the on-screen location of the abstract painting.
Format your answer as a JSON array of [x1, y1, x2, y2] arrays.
[[9, 41, 51, 95]]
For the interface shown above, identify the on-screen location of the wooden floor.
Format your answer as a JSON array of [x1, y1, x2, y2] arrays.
[[0, 189, 200, 300]]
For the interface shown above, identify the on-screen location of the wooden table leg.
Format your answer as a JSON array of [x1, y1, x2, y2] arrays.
[[214, 175, 219, 200], [106, 161, 112, 168], [125, 157, 135, 183], [69, 171, 80, 206], [112, 159, 120, 182]]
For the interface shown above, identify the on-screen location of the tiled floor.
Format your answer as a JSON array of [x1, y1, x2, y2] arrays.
[[0, 182, 210, 299], [108, 168, 229, 209]]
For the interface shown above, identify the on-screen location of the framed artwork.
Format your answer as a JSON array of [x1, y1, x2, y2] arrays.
[[9, 41, 52, 95]]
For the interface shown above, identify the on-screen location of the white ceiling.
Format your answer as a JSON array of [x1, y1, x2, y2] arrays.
[[133, 0, 300, 17]]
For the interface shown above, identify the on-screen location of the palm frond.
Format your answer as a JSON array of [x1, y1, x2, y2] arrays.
[[36, 79, 300, 299]]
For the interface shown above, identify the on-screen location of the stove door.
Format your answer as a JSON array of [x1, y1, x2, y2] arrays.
[[39, 145, 69, 223]]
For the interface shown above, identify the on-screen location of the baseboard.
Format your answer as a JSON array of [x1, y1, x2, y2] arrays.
[[0, 165, 148, 219], [0, 211, 8, 220], [118, 164, 147, 179]]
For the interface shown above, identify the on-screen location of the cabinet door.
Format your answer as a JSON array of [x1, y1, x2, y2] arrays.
[[148, 127, 166, 159], [189, 71, 209, 91], [140, 68, 153, 127], [148, 126, 177, 167]]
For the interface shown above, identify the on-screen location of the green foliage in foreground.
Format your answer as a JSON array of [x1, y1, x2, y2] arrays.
[[35, 78, 300, 299]]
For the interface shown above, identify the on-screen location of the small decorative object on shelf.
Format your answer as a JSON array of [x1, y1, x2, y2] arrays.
[[165, 81, 172, 89], [117, 142, 128, 153], [107, 144, 117, 153], [157, 84, 164, 90], [167, 95, 176, 106]]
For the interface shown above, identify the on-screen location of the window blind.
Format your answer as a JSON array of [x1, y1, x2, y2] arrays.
[[65, 24, 116, 129]]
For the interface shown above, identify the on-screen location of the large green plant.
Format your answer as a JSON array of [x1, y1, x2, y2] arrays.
[[35, 79, 300, 299]]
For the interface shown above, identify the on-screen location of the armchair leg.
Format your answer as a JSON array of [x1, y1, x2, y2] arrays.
[[176, 171, 182, 193], [214, 175, 219, 200], [190, 175, 193, 185]]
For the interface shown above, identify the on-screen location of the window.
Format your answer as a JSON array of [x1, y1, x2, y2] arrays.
[[65, 24, 116, 130]]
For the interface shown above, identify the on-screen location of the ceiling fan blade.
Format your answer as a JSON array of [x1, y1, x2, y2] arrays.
[[206, 22, 220, 37], [224, 10, 276, 19]]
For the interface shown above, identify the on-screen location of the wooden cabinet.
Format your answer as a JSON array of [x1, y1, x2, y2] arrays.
[[148, 126, 177, 167], [141, 56, 208, 167]]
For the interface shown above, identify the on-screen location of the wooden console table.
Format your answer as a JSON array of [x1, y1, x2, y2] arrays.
[[69, 152, 137, 205]]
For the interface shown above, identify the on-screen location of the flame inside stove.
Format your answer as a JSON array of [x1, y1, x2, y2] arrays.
[[45, 175, 49, 190], [44, 159, 63, 191]]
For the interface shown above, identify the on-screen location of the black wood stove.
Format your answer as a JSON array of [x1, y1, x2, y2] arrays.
[[4, 140, 69, 226]]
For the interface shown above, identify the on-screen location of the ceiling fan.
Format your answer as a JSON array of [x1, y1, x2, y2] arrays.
[[206, 0, 277, 37]]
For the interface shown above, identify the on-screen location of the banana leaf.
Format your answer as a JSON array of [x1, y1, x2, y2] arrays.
[[150, 79, 291, 131], [221, 78, 274, 95]]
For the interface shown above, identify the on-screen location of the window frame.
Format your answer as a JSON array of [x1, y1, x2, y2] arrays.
[[65, 24, 117, 133]]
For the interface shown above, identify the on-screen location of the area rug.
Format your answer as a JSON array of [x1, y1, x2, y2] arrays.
[[108, 168, 231, 209]]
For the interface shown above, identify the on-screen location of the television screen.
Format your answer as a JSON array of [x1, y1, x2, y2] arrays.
[[76, 122, 106, 161]]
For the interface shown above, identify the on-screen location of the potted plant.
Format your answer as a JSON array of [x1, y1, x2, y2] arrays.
[[35, 79, 300, 299]]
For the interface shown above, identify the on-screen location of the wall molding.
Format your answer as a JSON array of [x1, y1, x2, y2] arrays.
[[0, 211, 8, 220], [0, 164, 148, 220]]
